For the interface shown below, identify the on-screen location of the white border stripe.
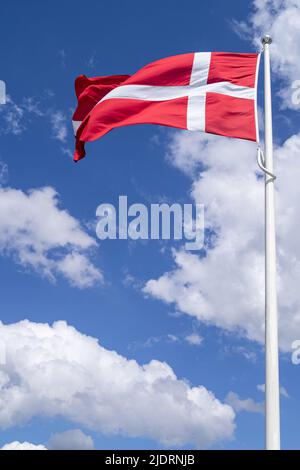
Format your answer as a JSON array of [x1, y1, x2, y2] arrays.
[[187, 52, 211, 131], [189, 52, 211, 86], [99, 82, 255, 103], [187, 94, 206, 131]]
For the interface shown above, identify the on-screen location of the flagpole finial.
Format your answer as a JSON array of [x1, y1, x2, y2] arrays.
[[262, 35, 272, 45]]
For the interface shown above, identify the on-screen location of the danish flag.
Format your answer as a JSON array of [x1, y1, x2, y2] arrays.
[[73, 52, 260, 161]]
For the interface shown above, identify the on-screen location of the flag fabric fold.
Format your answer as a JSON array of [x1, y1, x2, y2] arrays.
[[72, 52, 260, 161]]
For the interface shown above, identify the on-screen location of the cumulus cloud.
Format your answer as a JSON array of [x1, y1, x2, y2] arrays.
[[0, 320, 235, 448], [232, 0, 300, 109], [1, 429, 94, 450], [47, 429, 94, 450], [144, 1, 300, 349], [144, 131, 300, 351], [0, 186, 102, 288], [225, 392, 264, 414], [1, 441, 47, 450]]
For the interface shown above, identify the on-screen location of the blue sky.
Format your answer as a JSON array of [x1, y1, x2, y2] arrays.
[[0, 0, 300, 450]]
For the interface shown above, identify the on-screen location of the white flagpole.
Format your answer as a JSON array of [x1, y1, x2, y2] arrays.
[[262, 35, 280, 450]]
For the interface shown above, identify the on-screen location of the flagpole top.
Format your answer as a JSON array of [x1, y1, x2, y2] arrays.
[[262, 35, 272, 45]]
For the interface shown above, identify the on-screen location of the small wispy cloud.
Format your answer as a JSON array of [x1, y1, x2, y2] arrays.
[[61, 146, 73, 159], [0, 161, 8, 185], [50, 110, 68, 143], [58, 49, 67, 68], [222, 344, 258, 364], [0, 96, 26, 135], [122, 271, 143, 290], [22, 96, 45, 116], [229, 18, 251, 40], [257, 384, 289, 399], [0, 93, 71, 153], [225, 391, 264, 414], [129, 330, 204, 351], [185, 333, 203, 346], [86, 53, 98, 69]]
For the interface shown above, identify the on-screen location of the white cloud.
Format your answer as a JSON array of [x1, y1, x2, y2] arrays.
[[0, 162, 8, 186], [58, 49, 67, 68], [0, 94, 70, 153], [144, 131, 300, 351], [0, 320, 235, 449], [57, 252, 102, 288], [225, 392, 264, 414], [0, 95, 47, 136], [280, 387, 289, 398], [129, 331, 204, 351], [1, 429, 94, 450], [50, 110, 68, 143], [0, 96, 26, 135], [185, 333, 203, 346], [21, 96, 44, 117], [47, 429, 94, 450], [1, 441, 47, 450], [139, 334, 179, 348], [223, 345, 258, 364], [0, 186, 102, 288], [86, 53, 98, 69], [233, 0, 300, 109], [257, 383, 265, 393], [257, 383, 289, 398]]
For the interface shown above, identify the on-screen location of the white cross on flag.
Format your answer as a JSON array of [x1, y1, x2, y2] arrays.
[[73, 52, 260, 161]]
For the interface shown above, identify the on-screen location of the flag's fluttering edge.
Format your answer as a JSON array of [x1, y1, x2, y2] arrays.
[[72, 52, 260, 161]]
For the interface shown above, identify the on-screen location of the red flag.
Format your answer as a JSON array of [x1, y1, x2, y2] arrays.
[[73, 52, 260, 162]]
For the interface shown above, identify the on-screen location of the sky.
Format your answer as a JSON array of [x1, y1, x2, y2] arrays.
[[0, 0, 300, 450]]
